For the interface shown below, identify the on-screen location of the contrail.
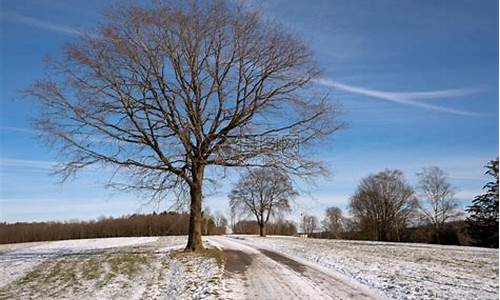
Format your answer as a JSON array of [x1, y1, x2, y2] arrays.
[[1, 11, 87, 36], [315, 78, 484, 116], [0, 158, 57, 169]]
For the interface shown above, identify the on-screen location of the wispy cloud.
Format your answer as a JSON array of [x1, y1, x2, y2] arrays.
[[315, 78, 484, 116], [0, 11, 84, 36], [386, 88, 482, 100], [0, 158, 57, 169]]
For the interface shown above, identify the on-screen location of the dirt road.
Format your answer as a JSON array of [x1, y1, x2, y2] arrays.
[[206, 236, 383, 300]]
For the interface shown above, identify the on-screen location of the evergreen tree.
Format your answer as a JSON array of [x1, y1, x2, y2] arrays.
[[466, 158, 499, 248]]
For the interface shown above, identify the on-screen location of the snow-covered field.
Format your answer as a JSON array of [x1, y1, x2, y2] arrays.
[[0, 235, 497, 300], [234, 235, 499, 300], [0, 236, 224, 300]]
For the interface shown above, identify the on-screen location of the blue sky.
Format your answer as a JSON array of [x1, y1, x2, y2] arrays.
[[0, 0, 498, 223]]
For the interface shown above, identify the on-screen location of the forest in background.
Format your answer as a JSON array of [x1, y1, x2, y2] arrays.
[[0, 211, 226, 244]]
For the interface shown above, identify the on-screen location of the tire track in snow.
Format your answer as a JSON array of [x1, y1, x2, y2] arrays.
[[206, 236, 383, 300]]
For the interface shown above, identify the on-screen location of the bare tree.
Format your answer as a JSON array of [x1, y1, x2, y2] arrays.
[[24, 1, 343, 251], [213, 211, 228, 232], [229, 168, 297, 236], [301, 214, 318, 236], [349, 170, 417, 241], [229, 204, 240, 234], [417, 167, 461, 243], [322, 206, 343, 238]]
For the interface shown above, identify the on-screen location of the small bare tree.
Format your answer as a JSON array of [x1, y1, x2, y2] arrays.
[[322, 206, 343, 238], [417, 167, 461, 243], [24, 1, 342, 251], [301, 214, 318, 236], [229, 168, 297, 236], [349, 170, 417, 241]]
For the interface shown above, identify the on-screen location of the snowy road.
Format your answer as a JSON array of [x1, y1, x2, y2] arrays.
[[206, 236, 383, 300]]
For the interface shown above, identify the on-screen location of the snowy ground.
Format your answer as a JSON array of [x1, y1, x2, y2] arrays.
[[1, 235, 497, 299], [0, 236, 224, 300], [232, 235, 499, 300]]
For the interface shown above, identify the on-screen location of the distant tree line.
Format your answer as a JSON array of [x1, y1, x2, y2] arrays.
[[307, 159, 499, 248], [232, 220, 297, 236], [0, 211, 227, 244]]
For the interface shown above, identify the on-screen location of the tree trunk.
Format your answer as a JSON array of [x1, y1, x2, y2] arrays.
[[185, 167, 204, 252], [378, 224, 386, 241], [259, 222, 266, 237], [434, 224, 441, 244]]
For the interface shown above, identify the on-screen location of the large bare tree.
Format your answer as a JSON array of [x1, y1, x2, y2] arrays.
[[229, 168, 297, 237], [349, 170, 417, 241], [25, 1, 342, 251], [417, 166, 461, 243]]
